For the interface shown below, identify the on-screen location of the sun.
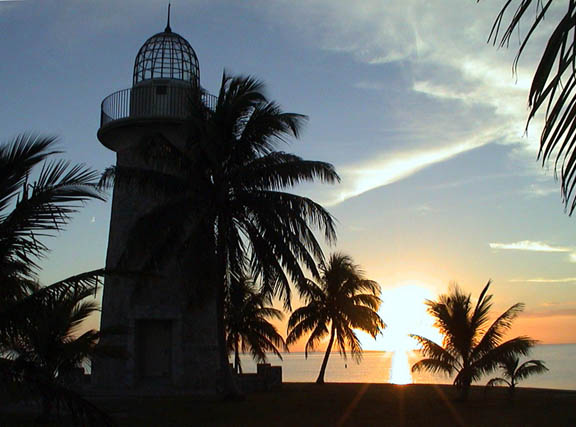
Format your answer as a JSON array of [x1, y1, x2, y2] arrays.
[[357, 281, 443, 352], [356, 281, 443, 384]]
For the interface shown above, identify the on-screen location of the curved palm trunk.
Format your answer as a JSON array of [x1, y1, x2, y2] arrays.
[[316, 324, 335, 384]]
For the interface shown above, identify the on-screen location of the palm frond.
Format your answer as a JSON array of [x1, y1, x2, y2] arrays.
[[0, 134, 59, 213], [485, 377, 511, 388], [470, 280, 493, 335], [515, 359, 549, 381], [0, 160, 103, 270], [286, 305, 323, 346], [341, 303, 385, 337], [238, 152, 339, 190], [486, 0, 576, 213], [472, 302, 525, 360], [411, 334, 460, 369], [411, 358, 454, 375], [471, 336, 536, 378], [304, 322, 329, 357], [98, 164, 188, 198]]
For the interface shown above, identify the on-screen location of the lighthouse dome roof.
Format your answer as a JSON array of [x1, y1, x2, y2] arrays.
[[133, 24, 199, 86]]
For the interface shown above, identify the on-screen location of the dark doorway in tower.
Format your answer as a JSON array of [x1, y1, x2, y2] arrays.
[[136, 319, 173, 382]]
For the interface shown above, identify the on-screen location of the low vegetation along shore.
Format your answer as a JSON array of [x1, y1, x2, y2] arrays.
[[3, 383, 576, 426]]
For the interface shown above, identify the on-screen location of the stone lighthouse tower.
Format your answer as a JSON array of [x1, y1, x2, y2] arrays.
[[93, 12, 219, 393]]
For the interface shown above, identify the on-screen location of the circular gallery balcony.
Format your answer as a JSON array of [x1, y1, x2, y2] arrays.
[[98, 83, 217, 151]]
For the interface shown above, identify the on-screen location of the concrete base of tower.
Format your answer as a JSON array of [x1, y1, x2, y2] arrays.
[[90, 297, 222, 396]]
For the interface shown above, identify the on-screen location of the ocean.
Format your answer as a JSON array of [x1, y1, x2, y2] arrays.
[[237, 344, 576, 390]]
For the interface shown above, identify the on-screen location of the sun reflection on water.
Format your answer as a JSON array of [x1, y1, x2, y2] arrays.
[[389, 350, 412, 385]]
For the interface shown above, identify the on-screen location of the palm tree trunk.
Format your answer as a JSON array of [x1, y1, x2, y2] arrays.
[[509, 381, 515, 402], [316, 324, 335, 384], [234, 338, 242, 374], [459, 360, 471, 401], [460, 378, 471, 401], [215, 221, 242, 399]]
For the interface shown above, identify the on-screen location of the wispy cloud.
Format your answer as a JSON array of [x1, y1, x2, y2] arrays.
[[510, 277, 576, 284], [325, 131, 500, 205], [489, 241, 572, 252], [522, 183, 558, 199]]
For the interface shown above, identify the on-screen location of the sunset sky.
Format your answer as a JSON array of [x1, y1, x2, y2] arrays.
[[1, 0, 575, 348]]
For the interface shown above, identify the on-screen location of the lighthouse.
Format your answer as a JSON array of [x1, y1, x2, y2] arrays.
[[93, 10, 219, 393]]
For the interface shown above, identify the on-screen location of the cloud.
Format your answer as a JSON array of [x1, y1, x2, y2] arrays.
[[489, 241, 572, 252], [510, 277, 576, 284], [522, 183, 558, 199], [0, 0, 23, 11], [258, 0, 556, 189], [325, 129, 503, 205]]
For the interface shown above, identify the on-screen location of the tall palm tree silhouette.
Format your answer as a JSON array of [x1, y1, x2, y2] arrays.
[[0, 134, 114, 423], [225, 272, 285, 374], [411, 281, 535, 400], [103, 73, 339, 394], [286, 253, 384, 384], [486, 355, 548, 400]]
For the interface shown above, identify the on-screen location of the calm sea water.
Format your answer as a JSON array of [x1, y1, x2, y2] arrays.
[[238, 344, 576, 390]]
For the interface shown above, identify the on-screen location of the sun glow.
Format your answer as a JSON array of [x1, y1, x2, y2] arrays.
[[377, 283, 442, 351], [357, 281, 444, 384], [389, 350, 412, 385]]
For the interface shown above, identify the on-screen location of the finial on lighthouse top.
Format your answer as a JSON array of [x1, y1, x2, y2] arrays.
[[165, 3, 172, 33]]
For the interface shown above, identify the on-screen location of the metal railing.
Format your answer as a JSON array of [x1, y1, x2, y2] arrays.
[[100, 85, 218, 127]]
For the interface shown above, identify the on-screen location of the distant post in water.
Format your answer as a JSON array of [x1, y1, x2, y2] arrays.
[[92, 13, 219, 393]]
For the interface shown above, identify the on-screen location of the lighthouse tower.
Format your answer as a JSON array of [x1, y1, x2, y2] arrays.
[[93, 12, 219, 393]]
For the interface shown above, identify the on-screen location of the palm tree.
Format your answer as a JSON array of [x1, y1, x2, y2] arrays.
[[484, 1, 576, 213], [411, 281, 536, 400], [1, 272, 121, 424], [225, 272, 285, 374], [102, 73, 340, 393], [286, 253, 385, 384], [486, 355, 548, 400], [0, 134, 112, 422]]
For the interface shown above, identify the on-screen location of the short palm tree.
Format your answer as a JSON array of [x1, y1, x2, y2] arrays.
[[225, 272, 285, 374], [286, 253, 385, 384], [486, 355, 548, 400], [1, 273, 120, 424], [411, 281, 536, 400], [103, 73, 339, 393]]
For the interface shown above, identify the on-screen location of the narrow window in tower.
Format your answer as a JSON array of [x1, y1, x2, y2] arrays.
[[156, 85, 167, 95]]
